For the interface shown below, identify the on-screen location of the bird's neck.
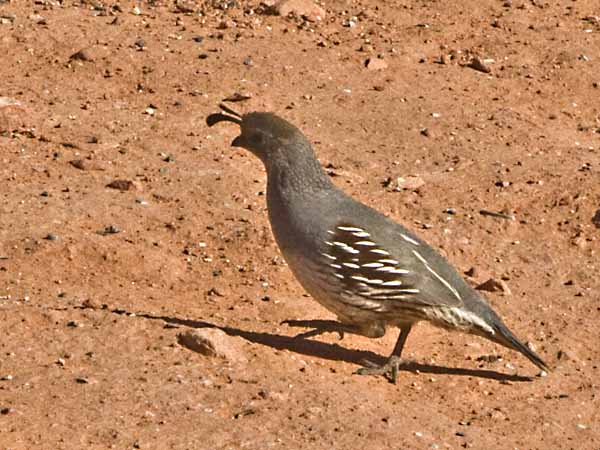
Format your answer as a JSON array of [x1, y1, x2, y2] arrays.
[[265, 144, 334, 198]]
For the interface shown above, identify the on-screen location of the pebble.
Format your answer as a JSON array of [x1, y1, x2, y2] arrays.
[[476, 278, 511, 295], [274, 0, 326, 22], [592, 209, 600, 228], [468, 57, 491, 73], [97, 225, 122, 235], [0, 97, 30, 134], [69, 49, 94, 62], [394, 175, 425, 191], [175, 0, 196, 13], [134, 39, 146, 50], [177, 329, 247, 363], [365, 57, 388, 71], [557, 349, 579, 363], [69, 159, 106, 171], [44, 233, 58, 241], [106, 179, 135, 191]]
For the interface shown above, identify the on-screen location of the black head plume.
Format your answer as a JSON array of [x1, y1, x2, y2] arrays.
[[206, 104, 242, 127]]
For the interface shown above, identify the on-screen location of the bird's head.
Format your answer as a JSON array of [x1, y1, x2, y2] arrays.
[[206, 104, 309, 165]]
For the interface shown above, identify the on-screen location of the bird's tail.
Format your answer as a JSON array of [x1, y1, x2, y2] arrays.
[[490, 320, 549, 372]]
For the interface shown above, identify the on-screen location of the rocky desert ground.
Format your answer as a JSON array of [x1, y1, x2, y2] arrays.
[[1, 0, 599, 449]]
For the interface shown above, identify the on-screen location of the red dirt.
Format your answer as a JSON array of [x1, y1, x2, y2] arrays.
[[1, 1, 599, 449]]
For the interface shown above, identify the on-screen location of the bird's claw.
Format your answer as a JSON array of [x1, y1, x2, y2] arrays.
[[355, 356, 407, 384]]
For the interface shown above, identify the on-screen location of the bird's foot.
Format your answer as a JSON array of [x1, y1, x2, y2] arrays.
[[355, 356, 408, 384], [281, 319, 352, 340]]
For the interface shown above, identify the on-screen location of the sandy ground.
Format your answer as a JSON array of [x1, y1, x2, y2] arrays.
[[1, 0, 599, 449]]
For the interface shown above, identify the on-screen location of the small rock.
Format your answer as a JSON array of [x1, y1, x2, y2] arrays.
[[44, 233, 58, 241], [257, 389, 270, 399], [75, 376, 97, 384], [468, 57, 491, 74], [106, 179, 135, 191], [222, 92, 252, 102], [0, 97, 30, 134], [134, 39, 146, 50], [81, 298, 102, 309], [476, 278, 511, 294], [489, 409, 507, 421], [175, 0, 197, 13], [274, 0, 326, 22], [217, 20, 234, 30], [29, 14, 46, 25], [177, 328, 247, 363], [464, 267, 492, 284], [0, 14, 16, 24], [477, 354, 501, 363], [592, 209, 600, 228], [394, 175, 425, 191], [97, 225, 122, 235], [69, 159, 106, 171], [365, 57, 388, 71], [70, 49, 94, 62], [557, 349, 580, 363]]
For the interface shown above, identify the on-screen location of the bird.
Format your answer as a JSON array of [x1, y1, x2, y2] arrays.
[[206, 104, 549, 383]]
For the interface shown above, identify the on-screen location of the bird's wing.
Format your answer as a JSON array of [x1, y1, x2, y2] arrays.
[[321, 223, 464, 309]]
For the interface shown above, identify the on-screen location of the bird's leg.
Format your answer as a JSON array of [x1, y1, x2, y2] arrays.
[[356, 325, 413, 384], [281, 319, 360, 340]]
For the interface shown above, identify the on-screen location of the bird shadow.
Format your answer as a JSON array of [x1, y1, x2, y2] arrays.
[[109, 308, 533, 383]]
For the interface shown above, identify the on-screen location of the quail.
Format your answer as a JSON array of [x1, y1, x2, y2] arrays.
[[207, 104, 548, 383]]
